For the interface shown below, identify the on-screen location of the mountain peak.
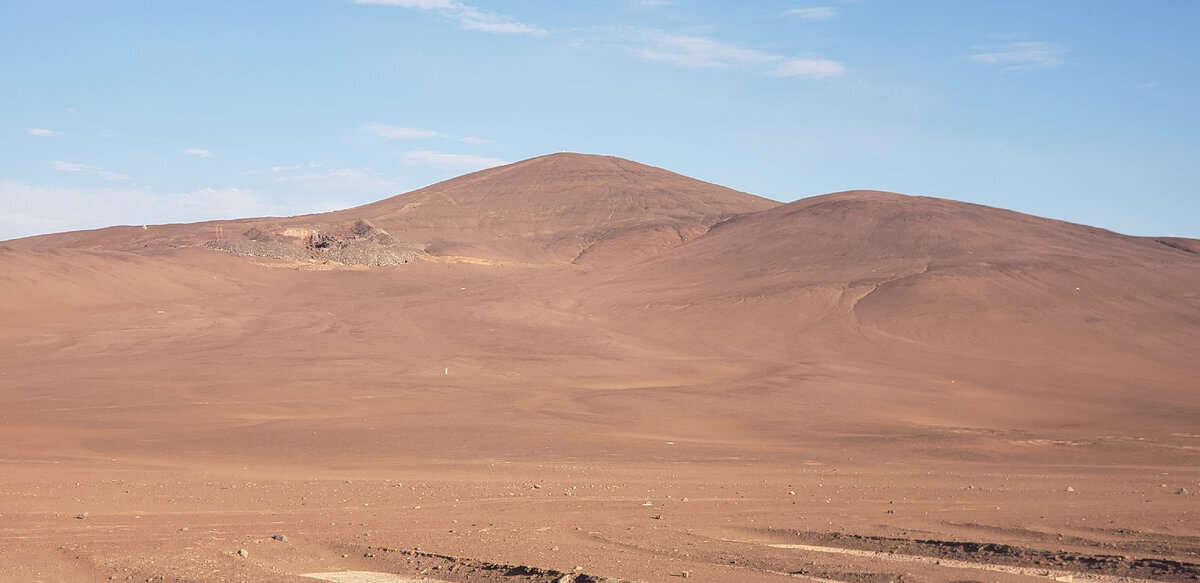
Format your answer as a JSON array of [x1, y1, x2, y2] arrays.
[[333, 152, 780, 264]]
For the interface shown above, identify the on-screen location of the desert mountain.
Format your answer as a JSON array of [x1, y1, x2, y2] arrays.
[[5, 153, 1198, 449], [4, 153, 1200, 582], [5, 153, 778, 266]]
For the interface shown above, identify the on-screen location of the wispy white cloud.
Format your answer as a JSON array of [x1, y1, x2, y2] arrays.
[[628, 30, 777, 68], [184, 148, 211, 157], [52, 160, 130, 181], [0, 180, 283, 241], [272, 166, 398, 193], [770, 57, 845, 78], [363, 123, 493, 146], [634, 0, 674, 8], [1135, 81, 1169, 96], [401, 150, 506, 171], [244, 161, 327, 176], [245, 160, 401, 200], [27, 128, 58, 136], [968, 41, 1067, 71], [253, 163, 306, 174], [618, 28, 845, 78], [787, 6, 835, 20], [363, 123, 444, 139], [52, 161, 97, 173], [170, 187, 285, 218], [354, 0, 547, 36]]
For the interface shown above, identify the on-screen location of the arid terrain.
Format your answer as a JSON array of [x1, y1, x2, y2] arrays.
[[2, 153, 1198, 583]]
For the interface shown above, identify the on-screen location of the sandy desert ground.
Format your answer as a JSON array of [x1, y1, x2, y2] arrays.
[[2, 154, 1198, 582]]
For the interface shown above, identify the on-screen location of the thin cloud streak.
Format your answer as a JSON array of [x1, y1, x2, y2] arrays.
[[272, 166, 398, 192], [969, 41, 1067, 71], [401, 150, 506, 171], [52, 161, 130, 181], [353, 0, 548, 36], [631, 31, 777, 68], [787, 6, 836, 20], [363, 124, 444, 139], [770, 58, 845, 78], [184, 148, 211, 157], [618, 28, 845, 78], [27, 128, 58, 136]]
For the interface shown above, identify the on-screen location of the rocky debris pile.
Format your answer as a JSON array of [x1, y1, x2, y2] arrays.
[[324, 544, 628, 583], [203, 219, 421, 266]]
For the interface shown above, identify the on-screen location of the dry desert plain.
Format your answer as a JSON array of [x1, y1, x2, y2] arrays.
[[1, 154, 1199, 583]]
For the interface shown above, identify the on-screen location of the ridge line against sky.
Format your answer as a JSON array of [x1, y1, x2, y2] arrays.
[[2, 0, 1197, 241]]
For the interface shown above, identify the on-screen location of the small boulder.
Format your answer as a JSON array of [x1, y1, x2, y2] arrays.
[[236, 548, 249, 558], [272, 534, 288, 542]]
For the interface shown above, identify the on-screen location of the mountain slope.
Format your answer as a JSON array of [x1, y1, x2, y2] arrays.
[[576, 189, 1200, 431]]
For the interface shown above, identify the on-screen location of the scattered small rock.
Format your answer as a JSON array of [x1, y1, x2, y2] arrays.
[[272, 534, 287, 542], [75, 512, 88, 520], [682, 570, 690, 578], [236, 548, 249, 558], [1065, 486, 1075, 492], [1178, 488, 1190, 495]]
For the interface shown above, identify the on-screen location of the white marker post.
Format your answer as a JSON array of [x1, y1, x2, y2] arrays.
[[444, 367, 448, 376]]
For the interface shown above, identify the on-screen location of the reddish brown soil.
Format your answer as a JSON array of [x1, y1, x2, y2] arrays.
[[2, 154, 1198, 582]]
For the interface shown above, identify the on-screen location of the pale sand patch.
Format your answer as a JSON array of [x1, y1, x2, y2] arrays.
[[770, 544, 1162, 583], [300, 572, 448, 583]]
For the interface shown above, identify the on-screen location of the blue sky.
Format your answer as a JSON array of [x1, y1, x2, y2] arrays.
[[3, 1, 1198, 241]]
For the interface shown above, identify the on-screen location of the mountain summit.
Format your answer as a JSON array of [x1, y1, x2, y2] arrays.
[[339, 152, 780, 264]]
